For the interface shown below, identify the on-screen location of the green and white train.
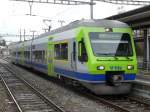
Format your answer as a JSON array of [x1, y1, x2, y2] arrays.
[[9, 19, 137, 95]]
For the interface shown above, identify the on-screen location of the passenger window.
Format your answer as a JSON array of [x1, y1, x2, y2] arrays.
[[73, 42, 76, 61], [61, 43, 68, 60], [78, 39, 88, 62], [54, 43, 68, 60], [42, 51, 45, 63], [54, 44, 61, 59], [28, 51, 30, 59]]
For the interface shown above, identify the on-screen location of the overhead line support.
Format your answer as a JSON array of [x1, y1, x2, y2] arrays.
[[10, 0, 92, 5]]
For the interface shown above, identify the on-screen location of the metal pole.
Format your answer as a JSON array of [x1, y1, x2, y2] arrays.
[[58, 20, 65, 27], [30, 31, 36, 39], [28, 1, 33, 16], [143, 29, 148, 70], [48, 26, 51, 32], [90, 0, 94, 19], [43, 19, 52, 32], [32, 32, 35, 39], [147, 35, 149, 72], [20, 29, 22, 42], [42, 28, 47, 33], [24, 29, 26, 41]]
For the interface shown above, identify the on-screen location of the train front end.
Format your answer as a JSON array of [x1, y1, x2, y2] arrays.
[[81, 26, 137, 95]]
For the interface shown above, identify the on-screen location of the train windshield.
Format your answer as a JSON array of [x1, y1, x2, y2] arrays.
[[89, 32, 133, 57]]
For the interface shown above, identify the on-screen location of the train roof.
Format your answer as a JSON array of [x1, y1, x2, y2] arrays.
[[38, 19, 129, 38], [10, 19, 129, 45]]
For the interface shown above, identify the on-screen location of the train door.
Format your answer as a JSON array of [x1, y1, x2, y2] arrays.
[[20, 42, 25, 65], [76, 38, 88, 73], [16, 47, 19, 64], [48, 42, 56, 77], [71, 40, 77, 71]]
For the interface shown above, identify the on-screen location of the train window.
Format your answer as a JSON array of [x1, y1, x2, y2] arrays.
[[33, 51, 38, 62], [54, 43, 68, 60], [24, 51, 30, 59], [54, 44, 61, 59], [12, 52, 14, 56], [33, 51, 35, 60], [38, 51, 42, 62], [38, 51, 41, 62], [24, 51, 26, 58], [28, 52, 30, 59], [42, 51, 46, 63], [27, 51, 30, 59], [78, 39, 88, 62], [73, 42, 76, 61], [32, 50, 46, 63], [18, 52, 21, 57], [61, 43, 68, 60], [89, 32, 133, 57]]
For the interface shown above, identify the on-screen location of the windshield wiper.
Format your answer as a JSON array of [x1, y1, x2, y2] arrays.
[[115, 54, 133, 60], [96, 53, 114, 56], [114, 55, 118, 60], [125, 56, 130, 59], [124, 55, 133, 60], [96, 53, 119, 59]]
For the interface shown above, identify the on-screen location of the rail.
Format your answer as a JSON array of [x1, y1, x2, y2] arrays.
[[85, 93, 150, 112], [0, 61, 65, 112], [3, 58, 150, 112]]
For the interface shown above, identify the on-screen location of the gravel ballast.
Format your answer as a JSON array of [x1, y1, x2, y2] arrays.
[[0, 80, 18, 112], [6, 61, 118, 112]]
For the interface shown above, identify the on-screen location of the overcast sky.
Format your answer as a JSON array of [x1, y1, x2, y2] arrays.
[[0, 0, 141, 42]]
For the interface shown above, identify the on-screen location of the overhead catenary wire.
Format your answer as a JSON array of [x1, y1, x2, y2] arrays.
[[96, 0, 150, 5]]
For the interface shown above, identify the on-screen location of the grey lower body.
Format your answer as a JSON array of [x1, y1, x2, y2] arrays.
[[82, 82, 132, 95]]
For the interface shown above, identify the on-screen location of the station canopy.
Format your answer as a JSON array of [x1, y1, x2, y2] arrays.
[[106, 5, 150, 30]]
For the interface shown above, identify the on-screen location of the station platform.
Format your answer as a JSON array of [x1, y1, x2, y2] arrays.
[[135, 71, 150, 85], [132, 71, 150, 100]]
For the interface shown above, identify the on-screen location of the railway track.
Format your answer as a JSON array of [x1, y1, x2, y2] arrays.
[[0, 62, 65, 112], [84, 90, 150, 112], [2, 59, 150, 112]]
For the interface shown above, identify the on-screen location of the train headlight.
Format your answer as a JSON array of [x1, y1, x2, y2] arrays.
[[105, 28, 113, 32], [97, 66, 105, 70], [127, 65, 134, 70]]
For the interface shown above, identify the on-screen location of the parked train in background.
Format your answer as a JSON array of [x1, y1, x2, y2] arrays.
[[9, 19, 137, 95]]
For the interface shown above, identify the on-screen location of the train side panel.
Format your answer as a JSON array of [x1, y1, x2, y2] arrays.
[[48, 29, 79, 78], [31, 36, 48, 74], [23, 40, 32, 68]]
